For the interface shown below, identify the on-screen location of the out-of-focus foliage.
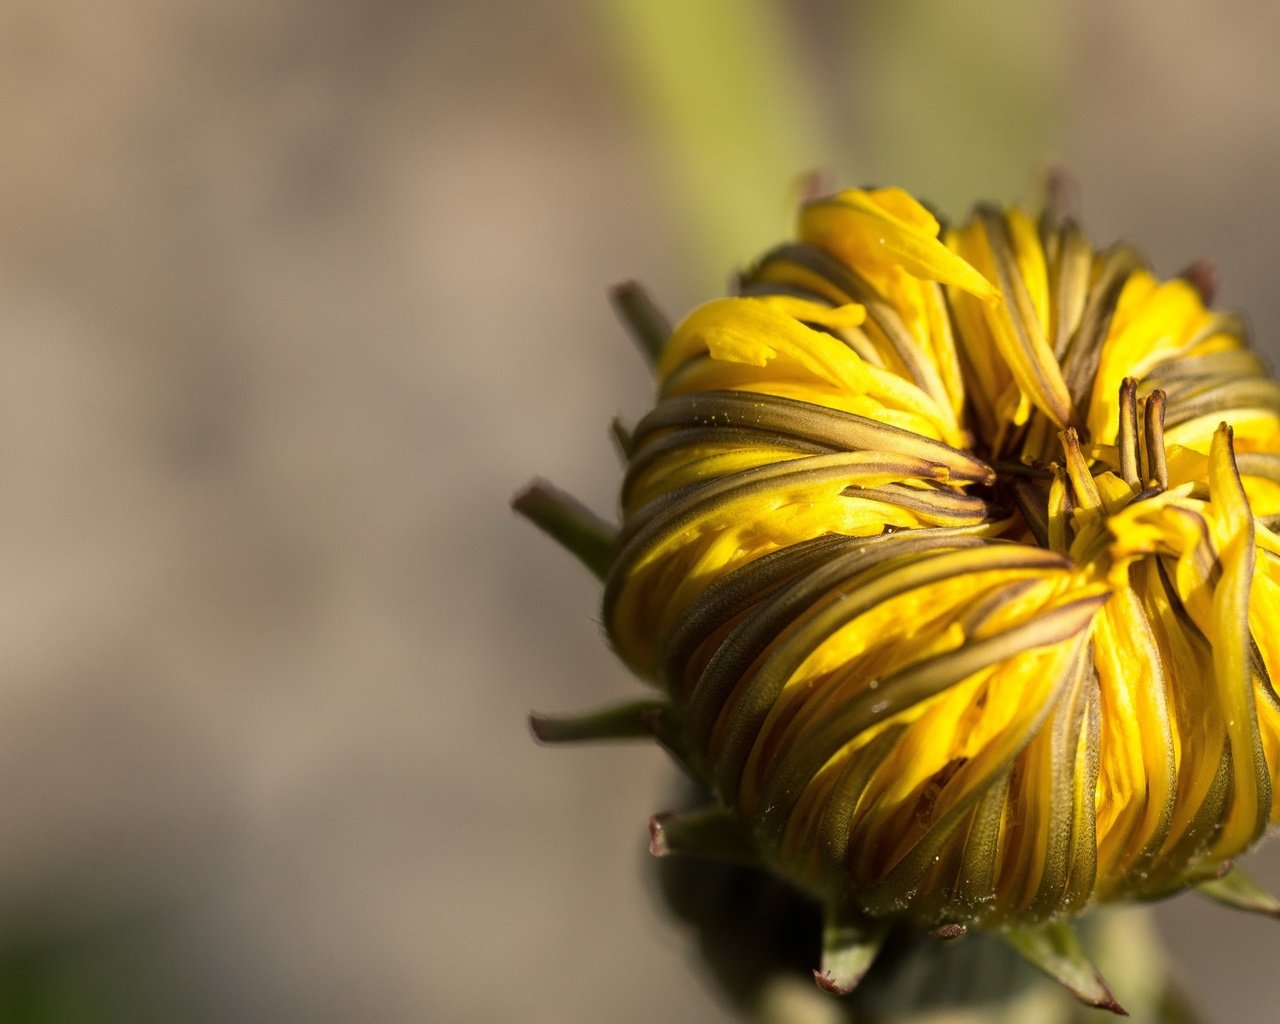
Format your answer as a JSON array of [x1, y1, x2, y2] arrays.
[[596, 0, 1062, 287]]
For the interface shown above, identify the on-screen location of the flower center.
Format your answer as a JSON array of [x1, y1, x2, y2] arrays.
[[989, 379, 1173, 572]]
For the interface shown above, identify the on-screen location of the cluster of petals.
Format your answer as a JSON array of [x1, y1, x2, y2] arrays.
[[523, 186, 1280, 1007]]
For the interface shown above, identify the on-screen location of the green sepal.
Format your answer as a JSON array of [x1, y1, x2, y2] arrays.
[[528, 700, 669, 744], [648, 807, 756, 863], [609, 417, 635, 460], [512, 480, 616, 581], [609, 281, 671, 365], [1002, 921, 1127, 1015], [638, 705, 696, 775], [1196, 865, 1280, 918], [812, 904, 887, 996]]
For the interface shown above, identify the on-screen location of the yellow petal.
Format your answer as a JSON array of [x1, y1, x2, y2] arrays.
[[800, 188, 998, 302]]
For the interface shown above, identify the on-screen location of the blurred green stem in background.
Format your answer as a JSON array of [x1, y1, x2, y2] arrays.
[[595, 0, 1065, 289], [594, 0, 827, 292], [853, 0, 1066, 213]]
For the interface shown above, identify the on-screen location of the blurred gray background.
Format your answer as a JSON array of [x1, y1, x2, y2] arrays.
[[1, 0, 1279, 1021]]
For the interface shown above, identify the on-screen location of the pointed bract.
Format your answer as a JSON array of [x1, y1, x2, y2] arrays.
[[529, 701, 670, 744], [512, 480, 616, 581], [648, 808, 755, 863], [1197, 867, 1280, 919], [1003, 922, 1127, 1015], [813, 906, 887, 996]]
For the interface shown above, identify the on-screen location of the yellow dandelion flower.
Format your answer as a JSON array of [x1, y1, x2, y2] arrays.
[[517, 185, 1280, 1014]]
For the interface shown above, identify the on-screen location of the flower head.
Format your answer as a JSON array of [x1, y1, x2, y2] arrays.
[[518, 185, 1280, 1012]]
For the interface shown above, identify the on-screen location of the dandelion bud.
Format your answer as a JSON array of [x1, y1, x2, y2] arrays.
[[519, 186, 1280, 1013]]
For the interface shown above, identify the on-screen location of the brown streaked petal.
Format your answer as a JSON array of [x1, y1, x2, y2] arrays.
[[707, 545, 1075, 806], [753, 592, 1108, 840]]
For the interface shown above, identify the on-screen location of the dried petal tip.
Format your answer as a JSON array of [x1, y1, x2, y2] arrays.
[[647, 808, 754, 862], [1180, 260, 1218, 304], [647, 813, 672, 857], [797, 168, 836, 203], [1004, 923, 1127, 1015], [1042, 165, 1080, 229]]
